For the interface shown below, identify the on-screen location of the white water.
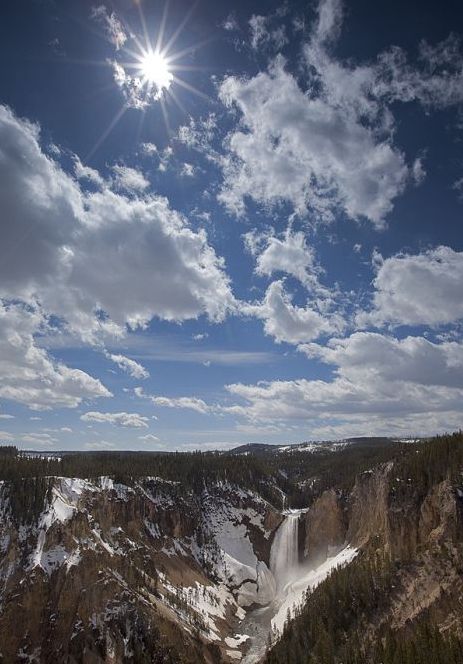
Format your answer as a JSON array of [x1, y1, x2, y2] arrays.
[[241, 509, 357, 663], [269, 512, 300, 590]]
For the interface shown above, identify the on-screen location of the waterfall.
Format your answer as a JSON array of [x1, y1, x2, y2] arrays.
[[269, 513, 299, 590]]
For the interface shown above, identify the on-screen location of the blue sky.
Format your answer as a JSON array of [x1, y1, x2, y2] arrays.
[[0, 0, 463, 451]]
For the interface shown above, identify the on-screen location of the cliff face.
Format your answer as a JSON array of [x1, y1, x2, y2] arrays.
[[2, 450, 462, 664], [302, 489, 347, 566], [0, 477, 281, 663]]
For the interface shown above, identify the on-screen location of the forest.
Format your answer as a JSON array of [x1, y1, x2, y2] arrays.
[[0, 436, 409, 522], [264, 431, 463, 664]]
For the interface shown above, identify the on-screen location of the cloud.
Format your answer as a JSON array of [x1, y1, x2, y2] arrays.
[[138, 434, 160, 442], [0, 302, 110, 410], [357, 246, 463, 328], [218, 57, 408, 226], [249, 15, 287, 51], [0, 414, 14, 420], [374, 35, 463, 110], [224, 373, 463, 437], [90, 5, 127, 50], [192, 333, 208, 341], [80, 411, 149, 428], [180, 162, 196, 178], [0, 105, 235, 347], [112, 165, 149, 192], [301, 332, 463, 388], [111, 60, 167, 109], [242, 280, 343, 344], [244, 227, 327, 292], [0, 431, 14, 441], [305, 1, 463, 127], [135, 387, 212, 414], [106, 352, 149, 379], [222, 329, 463, 437], [222, 13, 239, 32], [217, 0, 463, 227], [313, 0, 343, 44], [21, 432, 57, 446], [74, 158, 105, 188]]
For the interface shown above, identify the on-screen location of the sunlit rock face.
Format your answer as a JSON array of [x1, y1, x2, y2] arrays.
[[0, 477, 283, 662]]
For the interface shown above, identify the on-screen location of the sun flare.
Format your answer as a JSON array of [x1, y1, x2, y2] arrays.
[[139, 51, 173, 91]]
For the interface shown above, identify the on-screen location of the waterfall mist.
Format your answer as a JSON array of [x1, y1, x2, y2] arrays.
[[270, 512, 300, 590]]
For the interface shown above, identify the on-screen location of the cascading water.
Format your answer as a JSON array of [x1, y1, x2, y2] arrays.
[[269, 512, 300, 590], [241, 511, 303, 663], [241, 508, 355, 662]]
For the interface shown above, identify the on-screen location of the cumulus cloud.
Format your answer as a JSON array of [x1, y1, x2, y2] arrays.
[[221, 329, 463, 436], [217, 0, 463, 227], [112, 165, 149, 192], [80, 411, 149, 428], [105, 353, 149, 379], [301, 332, 463, 388], [218, 57, 408, 226], [0, 303, 110, 410], [0, 105, 235, 345], [358, 246, 463, 328], [244, 227, 327, 292], [242, 280, 343, 344]]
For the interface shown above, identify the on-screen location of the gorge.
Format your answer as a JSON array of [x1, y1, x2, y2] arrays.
[[0, 434, 462, 662]]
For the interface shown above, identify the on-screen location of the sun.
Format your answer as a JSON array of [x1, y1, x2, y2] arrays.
[[139, 50, 173, 92]]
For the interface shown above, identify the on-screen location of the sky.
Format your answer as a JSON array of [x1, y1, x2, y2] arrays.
[[0, 0, 463, 451]]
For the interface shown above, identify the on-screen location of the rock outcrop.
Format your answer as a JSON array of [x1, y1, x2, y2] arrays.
[[0, 477, 282, 663], [302, 489, 347, 566]]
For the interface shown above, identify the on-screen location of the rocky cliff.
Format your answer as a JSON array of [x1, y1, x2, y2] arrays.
[[0, 477, 282, 663]]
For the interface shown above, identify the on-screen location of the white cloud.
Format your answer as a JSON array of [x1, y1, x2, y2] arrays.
[[244, 227, 327, 292], [138, 433, 160, 442], [135, 387, 212, 414], [313, 0, 343, 44], [112, 165, 149, 192], [0, 414, 14, 420], [305, 1, 463, 130], [301, 332, 463, 388], [80, 411, 149, 428], [0, 105, 235, 347], [218, 57, 408, 226], [74, 158, 105, 188], [218, 0, 463, 227], [222, 329, 463, 436], [0, 302, 110, 410], [181, 163, 195, 177], [242, 280, 342, 344], [22, 432, 57, 446], [224, 373, 463, 435], [358, 246, 463, 328], [90, 5, 127, 50], [106, 352, 149, 379], [249, 15, 287, 51], [222, 13, 239, 32], [192, 333, 208, 341], [0, 431, 14, 441], [111, 58, 171, 109]]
